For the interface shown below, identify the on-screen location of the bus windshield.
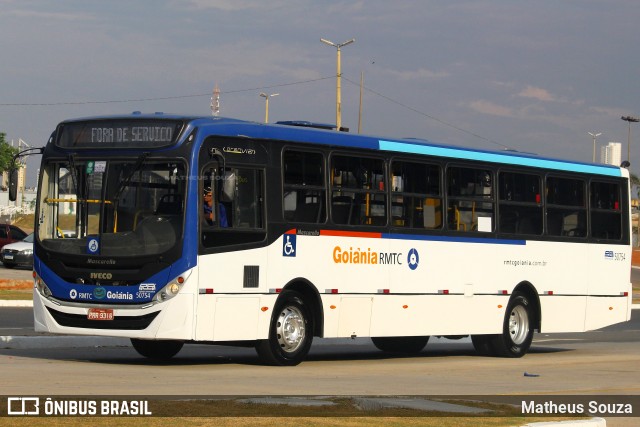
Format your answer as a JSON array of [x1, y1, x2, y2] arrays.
[[37, 158, 186, 258]]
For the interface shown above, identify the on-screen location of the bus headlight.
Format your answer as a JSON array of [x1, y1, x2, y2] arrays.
[[34, 274, 52, 298], [155, 273, 188, 303]]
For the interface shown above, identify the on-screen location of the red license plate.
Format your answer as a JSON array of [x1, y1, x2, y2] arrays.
[[87, 308, 114, 321]]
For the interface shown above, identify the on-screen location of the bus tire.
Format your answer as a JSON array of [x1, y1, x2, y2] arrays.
[[371, 336, 429, 354], [130, 338, 184, 360], [488, 291, 534, 357], [255, 290, 313, 366]]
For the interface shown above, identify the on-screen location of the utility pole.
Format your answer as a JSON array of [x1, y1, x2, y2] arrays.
[[358, 71, 364, 134], [621, 115, 639, 163], [260, 93, 279, 123], [321, 38, 355, 130]]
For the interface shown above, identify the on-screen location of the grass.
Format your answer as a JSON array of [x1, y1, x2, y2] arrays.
[[0, 288, 32, 300], [0, 279, 32, 300]]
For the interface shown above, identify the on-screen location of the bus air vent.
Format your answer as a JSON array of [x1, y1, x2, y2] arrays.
[[243, 266, 259, 288]]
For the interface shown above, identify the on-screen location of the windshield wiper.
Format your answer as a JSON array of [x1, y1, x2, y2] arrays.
[[113, 152, 149, 202], [112, 152, 150, 209], [67, 154, 79, 197]]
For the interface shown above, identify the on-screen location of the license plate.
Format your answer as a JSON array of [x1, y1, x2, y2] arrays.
[[4, 254, 13, 260], [87, 308, 114, 321]]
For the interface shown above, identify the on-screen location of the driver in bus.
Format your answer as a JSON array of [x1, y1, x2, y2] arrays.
[[203, 186, 214, 224], [203, 186, 228, 227]]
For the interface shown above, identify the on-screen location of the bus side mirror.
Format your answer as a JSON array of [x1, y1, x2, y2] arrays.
[[8, 168, 18, 202]]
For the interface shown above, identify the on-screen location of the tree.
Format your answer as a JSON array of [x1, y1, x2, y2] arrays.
[[0, 132, 20, 174]]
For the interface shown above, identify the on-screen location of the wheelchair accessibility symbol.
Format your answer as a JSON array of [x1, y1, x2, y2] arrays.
[[87, 237, 100, 254], [407, 248, 419, 270], [282, 234, 296, 257]]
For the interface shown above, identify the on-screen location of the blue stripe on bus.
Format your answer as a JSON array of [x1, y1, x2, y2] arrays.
[[383, 233, 526, 245], [379, 140, 622, 177]]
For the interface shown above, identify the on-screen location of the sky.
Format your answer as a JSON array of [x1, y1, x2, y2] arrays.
[[1, 0, 639, 186]]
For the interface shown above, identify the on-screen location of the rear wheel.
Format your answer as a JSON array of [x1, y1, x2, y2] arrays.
[[130, 339, 184, 360], [255, 290, 313, 366], [371, 336, 429, 354], [2, 262, 15, 269], [486, 292, 534, 357]]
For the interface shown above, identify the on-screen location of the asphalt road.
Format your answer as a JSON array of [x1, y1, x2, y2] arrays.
[[1, 328, 640, 397], [0, 263, 32, 280]]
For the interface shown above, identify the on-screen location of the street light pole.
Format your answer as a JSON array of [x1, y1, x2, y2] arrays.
[[621, 115, 639, 163], [588, 132, 601, 163], [260, 92, 279, 123], [321, 37, 355, 130]]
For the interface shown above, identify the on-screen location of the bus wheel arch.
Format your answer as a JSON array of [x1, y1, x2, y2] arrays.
[[280, 278, 324, 338]]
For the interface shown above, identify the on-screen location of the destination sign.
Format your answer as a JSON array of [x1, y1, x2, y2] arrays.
[[55, 119, 184, 149]]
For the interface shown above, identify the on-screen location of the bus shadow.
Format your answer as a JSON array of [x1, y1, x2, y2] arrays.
[[0, 342, 574, 367]]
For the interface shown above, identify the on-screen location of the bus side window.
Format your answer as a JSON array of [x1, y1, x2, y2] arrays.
[[200, 166, 265, 249], [590, 181, 622, 240], [447, 166, 494, 232], [230, 168, 263, 229], [498, 172, 542, 235], [330, 155, 386, 226], [546, 176, 586, 238], [390, 161, 442, 229], [283, 150, 326, 224]]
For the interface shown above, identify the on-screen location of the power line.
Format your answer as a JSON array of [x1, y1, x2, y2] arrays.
[[0, 73, 508, 151], [0, 76, 334, 107], [343, 76, 513, 151]]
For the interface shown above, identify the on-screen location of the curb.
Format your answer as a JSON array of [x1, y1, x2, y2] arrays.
[[0, 299, 33, 307]]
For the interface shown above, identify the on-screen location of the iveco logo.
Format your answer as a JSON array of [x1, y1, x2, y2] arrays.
[[90, 272, 113, 280]]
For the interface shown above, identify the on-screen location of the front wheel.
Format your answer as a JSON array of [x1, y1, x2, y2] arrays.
[[255, 290, 313, 366], [130, 339, 184, 360], [488, 292, 534, 357], [371, 336, 429, 354]]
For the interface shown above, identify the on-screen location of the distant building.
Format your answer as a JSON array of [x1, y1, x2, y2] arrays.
[[600, 142, 622, 166]]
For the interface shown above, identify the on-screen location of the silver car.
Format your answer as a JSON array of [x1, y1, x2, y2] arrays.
[[1, 233, 34, 269]]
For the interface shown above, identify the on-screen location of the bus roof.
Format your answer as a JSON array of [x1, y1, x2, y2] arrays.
[[60, 113, 625, 178]]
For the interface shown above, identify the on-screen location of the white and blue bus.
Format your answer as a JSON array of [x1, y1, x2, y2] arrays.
[[28, 113, 631, 365]]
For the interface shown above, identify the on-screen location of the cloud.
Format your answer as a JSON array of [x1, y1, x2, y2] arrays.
[[3, 8, 94, 21], [385, 67, 449, 81], [589, 105, 629, 118], [178, 0, 288, 11], [518, 85, 556, 102], [468, 100, 515, 118]]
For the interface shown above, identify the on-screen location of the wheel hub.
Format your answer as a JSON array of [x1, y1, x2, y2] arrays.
[[276, 306, 305, 353], [509, 305, 529, 345]]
